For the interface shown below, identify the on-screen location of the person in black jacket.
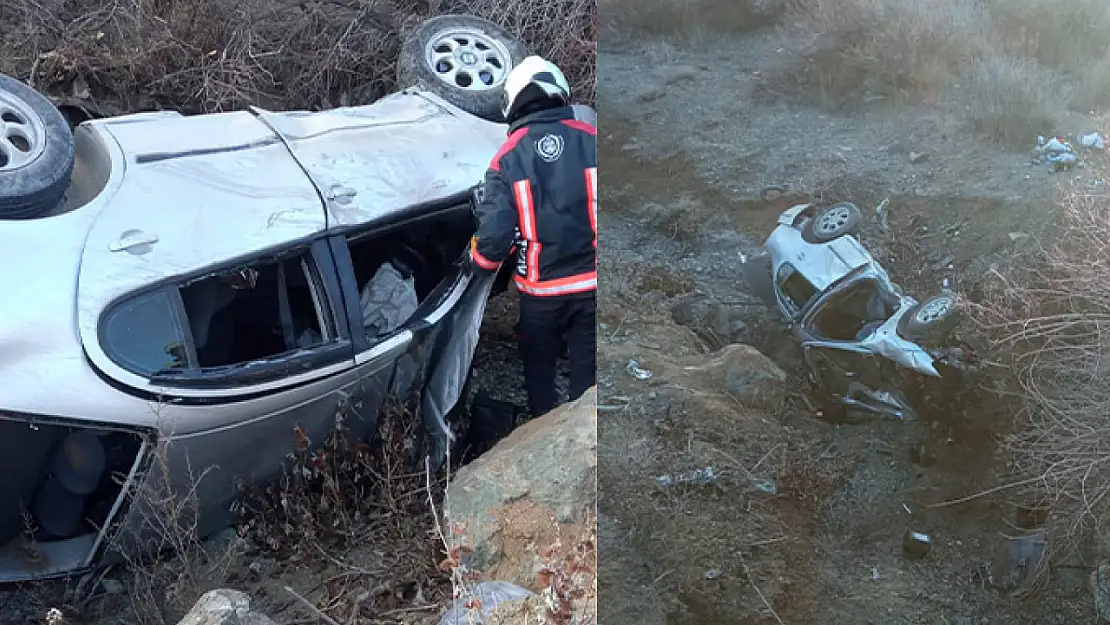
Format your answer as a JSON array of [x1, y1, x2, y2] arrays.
[[468, 55, 598, 417]]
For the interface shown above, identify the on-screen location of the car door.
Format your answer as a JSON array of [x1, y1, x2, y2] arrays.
[[327, 200, 496, 468], [93, 239, 369, 538]]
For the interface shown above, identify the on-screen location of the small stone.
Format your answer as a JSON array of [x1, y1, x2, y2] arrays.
[[659, 65, 699, 85], [908, 442, 936, 467], [902, 530, 932, 560], [638, 86, 666, 103]]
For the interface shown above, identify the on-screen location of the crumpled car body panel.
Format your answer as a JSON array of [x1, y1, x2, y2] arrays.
[[745, 204, 950, 419], [0, 89, 504, 581]]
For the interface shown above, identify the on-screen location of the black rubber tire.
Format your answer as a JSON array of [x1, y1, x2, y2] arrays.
[[0, 74, 75, 220], [397, 14, 528, 123], [898, 293, 961, 342], [802, 202, 862, 243]]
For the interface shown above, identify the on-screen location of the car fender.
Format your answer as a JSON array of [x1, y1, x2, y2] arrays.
[[778, 203, 815, 228], [859, 314, 940, 377]]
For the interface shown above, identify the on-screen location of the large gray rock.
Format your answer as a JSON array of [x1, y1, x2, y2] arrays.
[[176, 589, 276, 625], [670, 293, 749, 346], [446, 387, 596, 587], [688, 344, 787, 409]]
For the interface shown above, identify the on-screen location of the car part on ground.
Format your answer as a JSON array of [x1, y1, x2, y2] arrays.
[[0, 73, 76, 220], [397, 14, 528, 123], [0, 40, 511, 582], [741, 202, 972, 421]]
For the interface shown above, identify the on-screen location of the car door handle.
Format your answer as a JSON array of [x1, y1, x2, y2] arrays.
[[108, 229, 159, 253]]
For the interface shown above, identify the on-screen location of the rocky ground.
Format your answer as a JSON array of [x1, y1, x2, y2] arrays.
[[596, 8, 1110, 625]]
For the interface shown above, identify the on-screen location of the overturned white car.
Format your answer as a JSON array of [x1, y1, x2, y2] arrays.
[[741, 202, 969, 422], [0, 14, 580, 582]]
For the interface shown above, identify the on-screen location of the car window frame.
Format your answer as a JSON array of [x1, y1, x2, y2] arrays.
[[97, 238, 355, 390], [327, 192, 476, 359]]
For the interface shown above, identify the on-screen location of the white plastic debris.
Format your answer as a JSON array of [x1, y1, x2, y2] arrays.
[[360, 262, 418, 337], [656, 466, 717, 487], [626, 359, 653, 380], [1034, 135, 1079, 171], [1080, 132, 1105, 150], [438, 582, 533, 625]]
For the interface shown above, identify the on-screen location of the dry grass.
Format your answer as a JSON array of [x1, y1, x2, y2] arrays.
[[967, 55, 1068, 148], [987, 0, 1110, 75], [780, 0, 988, 104], [967, 167, 1110, 549], [0, 0, 594, 114], [601, 0, 796, 43]]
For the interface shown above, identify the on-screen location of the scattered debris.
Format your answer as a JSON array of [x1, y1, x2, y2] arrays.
[[656, 466, 718, 487], [438, 581, 534, 625], [902, 530, 932, 560], [909, 151, 928, 164], [705, 567, 723, 580], [989, 531, 1046, 592], [1034, 135, 1079, 172], [750, 478, 778, 495], [1080, 131, 1106, 150], [626, 359, 654, 380], [1008, 231, 1029, 242]]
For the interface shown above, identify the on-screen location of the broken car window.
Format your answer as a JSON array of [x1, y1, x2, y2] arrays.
[[100, 288, 190, 375], [777, 264, 818, 312], [344, 209, 475, 342], [808, 280, 896, 342], [101, 250, 334, 378], [179, 252, 331, 368]]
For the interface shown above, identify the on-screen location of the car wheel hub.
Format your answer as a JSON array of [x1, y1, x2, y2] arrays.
[[917, 298, 951, 324], [817, 206, 852, 235], [0, 91, 47, 172], [425, 28, 512, 92]]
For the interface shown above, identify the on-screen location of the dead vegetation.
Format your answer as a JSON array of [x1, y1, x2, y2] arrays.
[[966, 165, 1110, 553], [598, 0, 1110, 143], [0, 0, 595, 115]]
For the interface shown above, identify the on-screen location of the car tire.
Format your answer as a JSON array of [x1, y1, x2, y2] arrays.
[[898, 293, 960, 342], [802, 202, 862, 243], [0, 74, 75, 220], [397, 14, 528, 123]]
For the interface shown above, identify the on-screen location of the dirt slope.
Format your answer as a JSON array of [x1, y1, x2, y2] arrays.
[[597, 11, 1098, 625]]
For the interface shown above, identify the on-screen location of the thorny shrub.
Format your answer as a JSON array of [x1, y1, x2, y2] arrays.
[[235, 399, 431, 554], [0, 0, 595, 114], [967, 164, 1110, 547]]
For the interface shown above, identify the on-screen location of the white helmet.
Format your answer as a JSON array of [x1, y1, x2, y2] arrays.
[[500, 55, 571, 120]]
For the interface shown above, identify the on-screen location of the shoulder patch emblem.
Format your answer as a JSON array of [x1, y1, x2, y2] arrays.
[[535, 133, 564, 163]]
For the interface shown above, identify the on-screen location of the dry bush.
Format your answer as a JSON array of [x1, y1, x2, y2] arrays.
[[104, 443, 242, 625], [1075, 52, 1110, 113], [987, 0, 1110, 75], [236, 399, 437, 554], [780, 0, 988, 103], [0, 0, 595, 114], [967, 55, 1067, 147], [601, 0, 796, 43], [967, 174, 1110, 546]]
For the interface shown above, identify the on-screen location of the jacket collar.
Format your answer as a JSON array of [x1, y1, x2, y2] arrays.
[[508, 105, 575, 133]]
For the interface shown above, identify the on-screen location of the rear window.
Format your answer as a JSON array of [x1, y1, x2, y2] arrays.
[[100, 289, 190, 375]]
